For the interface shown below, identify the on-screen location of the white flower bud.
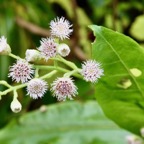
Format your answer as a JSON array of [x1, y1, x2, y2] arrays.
[[10, 98, 22, 113], [0, 36, 11, 55], [57, 43, 70, 57], [126, 135, 142, 144], [140, 127, 144, 137], [25, 49, 41, 62]]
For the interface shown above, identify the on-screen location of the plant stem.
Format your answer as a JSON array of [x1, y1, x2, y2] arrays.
[[40, 70, 57, 80], [34, 65, 82, 79], [9, 53, 21, 60], [51, 55, 78, 70], [0, 70, 57, 97], [64, 69, 80, 77], [0, 81, 12, 88], [35, 68, 39, 78], [0, 83, 27, 96]]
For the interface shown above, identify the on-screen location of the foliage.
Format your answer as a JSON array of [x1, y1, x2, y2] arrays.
[[90, 25, 144, 136], [0, 0, 144, 143], [0, 101, 130, 144]]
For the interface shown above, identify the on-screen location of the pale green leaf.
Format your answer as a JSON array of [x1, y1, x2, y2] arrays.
[[0, 101, 129, 144]]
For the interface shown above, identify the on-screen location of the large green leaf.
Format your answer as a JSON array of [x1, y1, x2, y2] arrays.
[[0, 101, 129, 144], [89, 25, 144, 136]]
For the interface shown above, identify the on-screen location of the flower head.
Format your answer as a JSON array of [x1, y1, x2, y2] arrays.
[[51, 77, 78, 101], [27, 79, 48, 99], [38, 38, 57, 61], [9, 60, 34, 83], [25, 49, 41, 62], [50, 17, 73, 40], [0, 36, 11, 55], [10, 98, 22, 113], [81, 60, 104, 83], [57, 43, 70, 57], [126, 135, 142, 144]]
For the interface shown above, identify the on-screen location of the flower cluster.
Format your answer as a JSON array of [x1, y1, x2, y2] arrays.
[[36, 17, 72, 61], [0, 16, 104, 113]]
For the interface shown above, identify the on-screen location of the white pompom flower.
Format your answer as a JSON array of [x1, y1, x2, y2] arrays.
[[50, 17, 73, 40], [9, 60, 34, 83], [10, 98, 22, 113], [0, 36, 11, 55], [27, 79, 48, 99], [51, 77, 78, 101], [81, 60, 104, 83], [38, 38, 57, 61], [57, 43, 70, 57]]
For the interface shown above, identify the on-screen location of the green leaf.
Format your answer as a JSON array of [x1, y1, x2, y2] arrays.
[[89, 25, 144, 136], [0, 101, 129, 144]]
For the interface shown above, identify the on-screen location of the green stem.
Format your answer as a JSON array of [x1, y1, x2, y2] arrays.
[[0, 81, 12, 88], [54, 59, 58, 67], [35, 68, 39, 78], [0, 70, 57, 97], [34, 65, 82, 79], [9, 53, 21, 60], [13, 90, 18, 99], [0, 83, 27, 96], [40, 70, 57, 80], [51, 55, 78, 70], [64, 69, 80, 77]]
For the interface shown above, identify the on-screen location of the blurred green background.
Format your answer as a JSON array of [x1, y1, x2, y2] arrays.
[[0, 0, 144, 143]]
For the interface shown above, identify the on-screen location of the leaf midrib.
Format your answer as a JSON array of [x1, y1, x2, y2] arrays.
[[96, 26, 144, 98]]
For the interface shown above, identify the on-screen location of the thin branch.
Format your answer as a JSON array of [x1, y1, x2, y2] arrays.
[[112, 0, 118, 31], [15, 17, 50, 37]]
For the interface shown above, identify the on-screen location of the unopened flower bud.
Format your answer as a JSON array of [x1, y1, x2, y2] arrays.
[[140, 128, 144, 137], [10, 98, 22, 113], [25, 49, 41, 62], [126, 135, 135, 144], [0, 36, 11, 55], [126, 135, 142, 144], [57, 43, 70, 57]]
